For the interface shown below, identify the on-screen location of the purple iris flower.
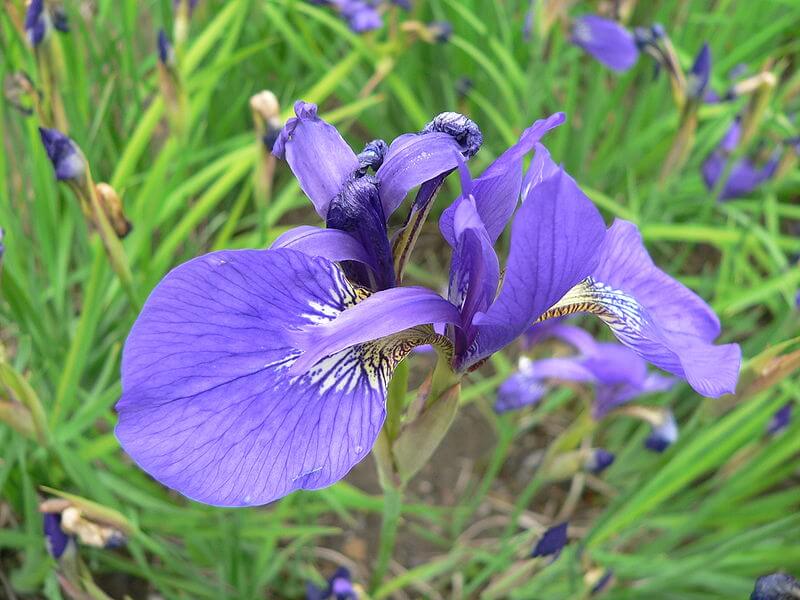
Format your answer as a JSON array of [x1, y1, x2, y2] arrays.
[[751, 572, 799, 600], [43, 513, 70, 559], [571, 15, 640, 72], [495, 323, 675, 417], [702, 118, 779, 200], [307, 567, 357, 600], [531, 522, 568, 559], [25, 0, 50, 46], [39, 128, 85, 181], [309, 0, 384, 33], [116, 103, 738, 507]]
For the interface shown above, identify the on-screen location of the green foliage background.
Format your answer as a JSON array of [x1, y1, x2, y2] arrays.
[[0, 0, 799, 598]]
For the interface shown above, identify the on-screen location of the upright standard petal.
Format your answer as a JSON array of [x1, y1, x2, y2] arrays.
[[440, 115, 565, 245], [540, 220, 740, 397], [446, 195, 500, 354], [273, 102, 359, 219], [571, 15, 639, 72], [116, 249, 428, 506], [465, 168, 607, 368]]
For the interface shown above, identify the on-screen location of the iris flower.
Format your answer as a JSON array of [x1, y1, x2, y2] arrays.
[[702, 118, 779, 200], [116, 102, 739, 506], [570, 15, 640, 72], [308, 0, 407, 33], [495, 323, 675, 417]]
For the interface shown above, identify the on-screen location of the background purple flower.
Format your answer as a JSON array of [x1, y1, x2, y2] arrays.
[[571, 15, 640, 72]]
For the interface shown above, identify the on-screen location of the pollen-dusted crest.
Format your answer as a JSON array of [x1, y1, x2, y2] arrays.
[[570, 15, 640, 72]]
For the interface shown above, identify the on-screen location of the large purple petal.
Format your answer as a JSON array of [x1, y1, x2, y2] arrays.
[[440, 115, 565, 245], [271, 226, 372, 265], [544, 220, 740, 397], [571, 15, 640, 72], [289, 286, 462, 374], [273, 102, 359, 219], [376, 132, 464, 217], [117, 249, 412, 506], [464, 169, 607, 368]]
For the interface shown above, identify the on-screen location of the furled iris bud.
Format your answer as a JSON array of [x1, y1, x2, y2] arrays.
[[571, 15, 640, 72], [43, 513, 71, 559], [157, 29, 174, 66], [686, 43, 711, 101], [531, 522, 568, 559], [750, 572, 800, 600], [586, 448, 615, 474], [427, 21, 453, 43], [767, 403, 792, 436], [542, 447, 616, 480], [643, 409, 678, 452], [590, 569, 614, 595], [95, 183, 132, 238], [25, 0, 51, 46], [39, 127, 86, 182], [39, 498, 129, 550], [3, 72, 39, 116], [307, 567, 358, 600]]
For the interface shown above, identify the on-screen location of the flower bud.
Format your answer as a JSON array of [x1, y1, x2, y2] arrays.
[[39, 493, 131, 550], [43, 512, 71, 559], [644, 409, 678, 452], [3, 72, 39, 116], [750, 572, 800, 600], [95, 183, 132, 238], [25, 0, 52, 47], [531, 522, 568, 560], [423, 111, 483, 158], [39, 127, 86, 182]]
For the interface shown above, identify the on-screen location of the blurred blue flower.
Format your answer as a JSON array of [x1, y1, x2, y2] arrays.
[[39, 128, 85, 181], [571, 15, 640, 72], [750, 572, 799, 600], [309, 0, 407, 33], [702, 118, 779, 200], [307, 567, 357, 600], [495, 323, 675, 416], [531, 522, 568, 559]]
